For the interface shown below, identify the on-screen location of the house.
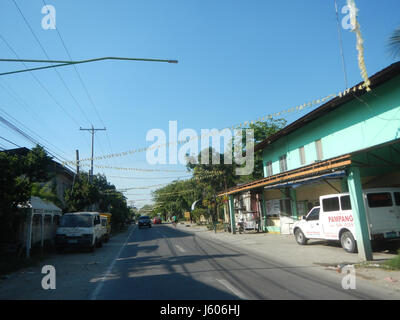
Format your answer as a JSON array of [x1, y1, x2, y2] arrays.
[[220, 61, 400, 261]]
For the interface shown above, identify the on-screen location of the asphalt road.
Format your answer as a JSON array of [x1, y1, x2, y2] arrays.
[[90, 224, 397, 300]]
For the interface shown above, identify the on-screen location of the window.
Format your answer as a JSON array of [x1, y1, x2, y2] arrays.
[[394, 192, 400, 206], [266, 161, 273, 177], [340, 195, 352, 210], [315, 139, 323, 161], [322, 197, 340, 212], [299, 146, 306, 165], [279, 155, 287, 172], [306, 207, 320, 221], [367, 193, 393, 208]]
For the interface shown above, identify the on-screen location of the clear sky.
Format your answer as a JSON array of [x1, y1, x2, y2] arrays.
[[0, 0, 399, 208]]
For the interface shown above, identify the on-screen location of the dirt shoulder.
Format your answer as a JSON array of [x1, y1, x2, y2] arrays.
[[0, 226, 132, 300]]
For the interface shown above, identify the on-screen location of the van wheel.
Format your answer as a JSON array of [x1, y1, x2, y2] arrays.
[[295, 229, 308, 245], [340, 231, 357, 253]]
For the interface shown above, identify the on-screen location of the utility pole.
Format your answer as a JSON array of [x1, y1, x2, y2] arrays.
[[80, 125, 106, 182]]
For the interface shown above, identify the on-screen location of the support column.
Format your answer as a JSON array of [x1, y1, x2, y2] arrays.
[[229, 195, 236, 234], [26, 211, 33, 258], [290, 188, 298, 220], [347, 166, 373, 261], [261, 192, 267, 232]]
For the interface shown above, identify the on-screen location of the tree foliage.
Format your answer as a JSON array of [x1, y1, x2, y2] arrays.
[[0, 145, 52, 219], [0, 145, 53, 242], [64, 173, 131, 230], [151, 119, 286, 223]]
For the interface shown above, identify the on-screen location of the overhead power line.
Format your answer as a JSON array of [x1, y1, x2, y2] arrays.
[[11, 0, 93, 127], [0, 135, 22, 148]]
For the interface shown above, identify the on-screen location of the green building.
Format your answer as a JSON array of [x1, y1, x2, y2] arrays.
[[222, 62, 400, 261]]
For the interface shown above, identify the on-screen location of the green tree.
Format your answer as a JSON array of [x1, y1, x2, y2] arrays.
[[0, 145, 53, 241], [64, 173, 98, 212], [389, 25, 400, 58]]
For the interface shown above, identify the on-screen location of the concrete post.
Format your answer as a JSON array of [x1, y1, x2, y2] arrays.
[[290, 188, 298, 219], [26, 211, 33, 258], [347, 166, 373, 261], [229, 195, 236, 234], [41, 214, 44, 253], [261, 192, 267, 232]]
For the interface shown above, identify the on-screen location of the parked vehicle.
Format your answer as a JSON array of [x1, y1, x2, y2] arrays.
[[153, 216, 162, 224], [100, 213, 112, 242], [100, 216, 110, 243], [56, 212, 103, 252], [237, 219, 245, 234], [138, 216, 151, 229], [293, 188, 400, 253]]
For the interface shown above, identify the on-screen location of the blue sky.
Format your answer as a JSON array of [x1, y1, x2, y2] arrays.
[[0, 0, 399, 207]]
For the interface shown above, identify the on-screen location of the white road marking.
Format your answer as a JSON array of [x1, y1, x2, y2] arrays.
[[216, 279, 247, 300], [175, 245, 186, 253], [90, 226, 135, 300]]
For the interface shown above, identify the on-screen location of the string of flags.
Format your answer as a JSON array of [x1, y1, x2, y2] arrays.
[[114, 170, 225, 191], [62, 79, 371, 168]]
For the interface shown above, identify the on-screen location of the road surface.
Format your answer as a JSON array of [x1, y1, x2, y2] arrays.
[[90, 224, 399, 300]]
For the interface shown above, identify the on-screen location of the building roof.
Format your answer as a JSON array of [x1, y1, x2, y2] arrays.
[[19, 196, 62, 213], [255, 61, 400, 152]]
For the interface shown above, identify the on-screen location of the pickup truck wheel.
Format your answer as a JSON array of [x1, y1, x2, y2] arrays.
[[295, 229, 308, 245], [340, 231, 357, 253]]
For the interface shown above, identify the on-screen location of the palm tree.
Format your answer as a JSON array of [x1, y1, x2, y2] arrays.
[[388, 26, 400, 58]]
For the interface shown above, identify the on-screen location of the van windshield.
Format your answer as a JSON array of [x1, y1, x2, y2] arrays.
[[59, 215, 93, 227]]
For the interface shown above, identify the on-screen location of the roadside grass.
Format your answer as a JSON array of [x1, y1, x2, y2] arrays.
[[384, 251, 400, 270]]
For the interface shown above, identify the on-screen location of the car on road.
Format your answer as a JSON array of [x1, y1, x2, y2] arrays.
[[138, 215, 151, 229], [293, 188, 400, 253], [153, 216, 162, 224], [56, 212, 103, 252]]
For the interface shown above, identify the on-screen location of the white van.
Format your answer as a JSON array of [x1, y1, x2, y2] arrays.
[[56, 212, 103, 252], [293, 188, 400, 253]]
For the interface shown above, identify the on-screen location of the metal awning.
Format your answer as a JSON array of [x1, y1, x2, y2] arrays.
[[263, 171, 346, 190], [218, 154, 351, 196]]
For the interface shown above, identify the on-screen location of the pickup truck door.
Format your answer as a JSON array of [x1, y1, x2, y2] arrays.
[[303, 207, 322, 239]]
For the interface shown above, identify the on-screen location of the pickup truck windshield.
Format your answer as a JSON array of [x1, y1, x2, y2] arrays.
[[60, 215, 93, 228]]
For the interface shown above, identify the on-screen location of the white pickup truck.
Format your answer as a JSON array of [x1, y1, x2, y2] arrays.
[[293, 188, 400, 253]]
